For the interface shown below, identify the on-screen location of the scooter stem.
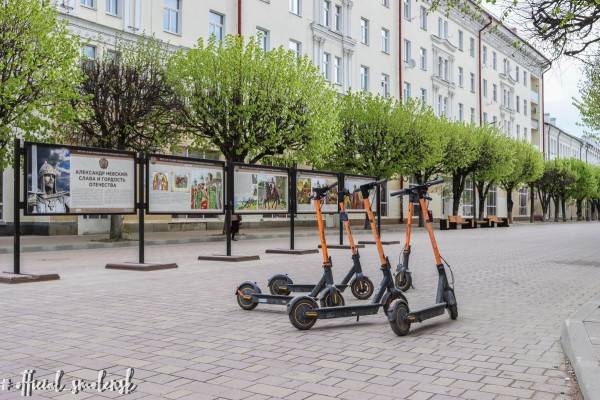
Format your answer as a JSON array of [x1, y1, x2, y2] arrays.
[[363, 197, 386, 266], [315, 198, 330, 264], [419, 197, 442, 266]]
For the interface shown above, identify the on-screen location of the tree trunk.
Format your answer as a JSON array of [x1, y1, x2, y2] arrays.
[[576, 199, 583, 221], [506, 187, 514, 224], [529, 184, 535, 223], [110, 215, 123, 240], [475, 180, 488, 220], [561, 197, 567, 222], [451, 174, 465, 216], [553, 197, 559, 222]]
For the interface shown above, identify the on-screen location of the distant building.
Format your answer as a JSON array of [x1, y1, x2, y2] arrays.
[[544, 115, 600, 166]]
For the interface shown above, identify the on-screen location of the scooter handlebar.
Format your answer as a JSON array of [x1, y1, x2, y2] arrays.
[[312, 182, 338, 199], [390, 178, 444, 197]]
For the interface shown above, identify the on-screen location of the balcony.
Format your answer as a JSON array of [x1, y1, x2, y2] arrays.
[[531, 119, 539, 130], [530, 90, 539, 104]]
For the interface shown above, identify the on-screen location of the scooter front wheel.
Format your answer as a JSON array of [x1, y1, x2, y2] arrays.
[[394, 271, 412, 292], [445, 289, 458, 320], [350, 277, 374, 300], [389, 299, 411, 336], [320, 288, 345, 307], [236, 284, 258, 311], [268, 276, 292, 295], [288, 298, 318, 330]]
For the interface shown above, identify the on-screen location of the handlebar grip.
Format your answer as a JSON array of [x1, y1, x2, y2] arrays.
[[426, 178, 444, 187], [390, 189, 406, 197]]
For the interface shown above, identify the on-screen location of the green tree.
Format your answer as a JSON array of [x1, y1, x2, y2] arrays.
[[565, 158, 597, 220], [473, 128, 515, 220], [540, 159, 576, 222], [166, 35, 339, 167], [592, 166, 600, 220], [574, 58, 600, 142], [441, 121, 479, 216], [0, 0, 81, 166], [67, 36, 183, 240], [500, 141, 544, 223]]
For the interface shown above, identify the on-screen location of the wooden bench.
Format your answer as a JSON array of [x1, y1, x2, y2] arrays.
[[440, 215, 473, 230], [486, 215, 509, 227], [474, 218, 491, 228]]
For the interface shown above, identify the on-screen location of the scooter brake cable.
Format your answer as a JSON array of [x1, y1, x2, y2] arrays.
[[440, 255, 455, 289]]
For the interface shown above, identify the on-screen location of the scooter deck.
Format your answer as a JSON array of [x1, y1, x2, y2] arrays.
[[407, 303, 446, 323], [253, 293, 293, 305], [285, 283, 349, 292], [312, 303, 381, 319]]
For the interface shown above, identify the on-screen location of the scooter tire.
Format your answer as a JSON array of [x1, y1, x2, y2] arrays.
[[288, 298, 318, 330], [320, 288, 345, 307], [350, 277, 374, 300], [446, 289, 458, 320], [389, 299, 411, 336], [236, 283, 258, 311], [268, 276, 292, 295], [395, 271, 412, 292]]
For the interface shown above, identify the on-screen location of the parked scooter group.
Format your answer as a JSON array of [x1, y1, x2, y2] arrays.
[[235, 179, 458, 336]]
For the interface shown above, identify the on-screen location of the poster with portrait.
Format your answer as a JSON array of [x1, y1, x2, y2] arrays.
[[296, 172, 338, 213], [343, 176, 377, 212], [234, 166, 289, 213], [147, 156, 224, 214], [25, 143, 136, 215]]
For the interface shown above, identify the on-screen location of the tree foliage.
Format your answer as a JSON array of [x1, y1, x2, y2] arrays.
[[565, 158, 597, 219], [166, 35, 340, 166], [0, 0, 81, 167], [574, 57, 600, 141]]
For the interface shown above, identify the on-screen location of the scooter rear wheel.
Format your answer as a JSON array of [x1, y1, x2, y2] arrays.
[[320, 288, 345, 307], [389, 299, 411, 336], [236, 284, 258, 311], [350, 277, 374, 300], [445, 289, 458, 320], [394, 271, 412, 292], [268, 276, 292, 295], [289, 298, 318, 330]]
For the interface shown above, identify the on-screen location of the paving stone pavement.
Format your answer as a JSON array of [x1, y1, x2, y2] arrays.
[[0, 223, 598, 399]]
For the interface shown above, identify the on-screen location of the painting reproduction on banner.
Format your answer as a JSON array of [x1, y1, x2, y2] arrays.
[[26, 144, 136, 214], [234, 169, 288, 212], [344, 177, 376, 211], [148, 157, 223, 213], [296, 173, 338, 212]]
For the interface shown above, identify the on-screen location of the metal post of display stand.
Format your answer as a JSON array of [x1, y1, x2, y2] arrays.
[[138, 154, 145, 264], [376, 182, 382, 236], [225, 162, 233, 257], [339, 174, 344, 246]]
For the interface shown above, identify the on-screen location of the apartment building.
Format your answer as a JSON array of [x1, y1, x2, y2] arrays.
[[544, 115, 600, 166], [0, 0, 554, 233]]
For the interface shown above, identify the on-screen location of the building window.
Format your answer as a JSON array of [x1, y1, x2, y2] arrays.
[[470, 107, 475, 123], [382, 28, 390, 53], [516, 95, 520, 112], [257, 28, 270, 51], [483, 112, 488, 123], [458, 103, 464, 121], [404, 0, 411, 20], [334, 56, 342, 84], [458, 67, 464, 87], [360, 65, 369, 90], [289, 39, 302, 57], [492, 51, 497, 70], [420, 6, 427, 30], [438, 18, 448, 39], [82, 45, 96, 60], [81, 0, 95, 8], [524, 100, 527, 116], [523, 71, 528, 86], [469, 72, 475, 93], [404, 39, 411, 62], [519, 187, 528, 216], [382, 0, 390, 6], [209, 11, 224, 41], [420, 88, 427, 104], [515, 65, 520, 83], [487, 185, 497, 216], [483, 46, 487, 65], [493, 115, 497, 125], [462, 179, 474, 217], [290, 0, 301, 15], [493, 84, 497, 102], [163, 0, 180, 33], [524, 127, 528, 141], [458, 30, 463, 50], [403, 81, 411, 100], [419, 47, 427, 70], [469, 37, 475, 57], [322, 52, 331, 81], [382, 74, 390, 97], [334, 5, 342, 31], [322, 0, 330, 27], [517, 124, 521, 139], [106, 49, 120, 61], [361, 18, 369, 44], [483, 79, 488, 97], [106, 0, 119, 15], [503, 58, 510, 74]]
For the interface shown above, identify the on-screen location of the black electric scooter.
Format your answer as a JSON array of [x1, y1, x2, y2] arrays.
[[394, 195, 415, 292], [387, 179, 458, 336], [287, 180, 408, 330], [267, 189, 374, 301], [236, 183, 345, 310]]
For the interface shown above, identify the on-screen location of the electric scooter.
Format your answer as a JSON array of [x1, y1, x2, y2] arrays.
[[267, 189, 374, 301], [287, 180, 408, 330], [394, 198, 414, 291], [236, 183, 345, 310], [387, 178, 458, 336]]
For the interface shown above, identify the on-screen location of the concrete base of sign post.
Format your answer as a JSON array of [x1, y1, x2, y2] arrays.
[[0, 272, 60, 284], [265, 248, 319, 255], [198, 254, 260, 262], [105, 262, 178, 271], [358, 240, 401, 245], [318, 244, 365, 250]]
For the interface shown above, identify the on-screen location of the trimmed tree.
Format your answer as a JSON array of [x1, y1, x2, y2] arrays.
[[0, 0, 81, 166], [565, 158, 597, 220], [67, 36, 183, 239], [166, 35, 339, 167], [500, 140, 544, 223], [473, 128, 515, 220]]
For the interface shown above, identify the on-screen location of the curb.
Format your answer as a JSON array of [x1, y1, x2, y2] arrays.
[[561, 297, 600, 400]]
